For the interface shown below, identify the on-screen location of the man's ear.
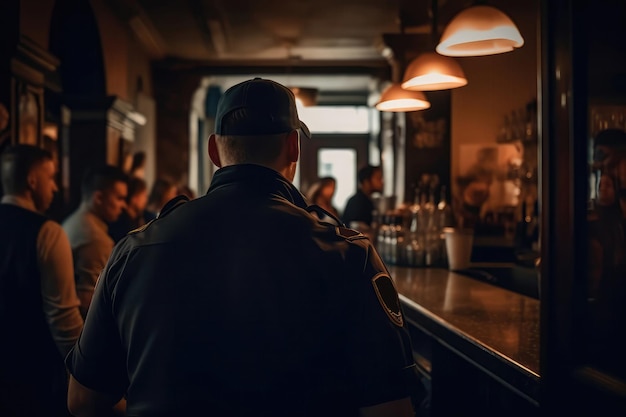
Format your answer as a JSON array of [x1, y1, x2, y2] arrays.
[[287, 130, 300, 163], [92, 190, 104, 206], [208, 134, 222, 168], [26, 171, 37, 191]]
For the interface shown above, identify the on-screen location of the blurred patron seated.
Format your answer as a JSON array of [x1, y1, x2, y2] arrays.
[[342, 165, 383, 229], [306, 176, 339, 219], [453, 167, 493, 230]]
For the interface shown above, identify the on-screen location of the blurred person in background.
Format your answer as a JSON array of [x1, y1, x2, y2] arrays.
[[453, 168, 493, 230], [178, 184, 197, 200], [62, 165, 128, 318], [0, 144, 82, 417], [587, 128, 626, 377], [306, 176, 339, 219], [129, 151, 146, 179], [144, 178, 178, 222], [592, 128, 626, 173], [108, 176, 148, 243], [342, 164, 383, 228]]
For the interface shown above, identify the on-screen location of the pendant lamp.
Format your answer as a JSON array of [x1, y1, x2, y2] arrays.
[[436, 4, 524, 57], [375, 83, 431, 112], [375, 15, 431, 112], [402, 0, 468, 91], [402, 52, 467, 90]]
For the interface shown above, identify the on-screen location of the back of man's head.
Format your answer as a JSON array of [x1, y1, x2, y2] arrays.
[[81, 165, 128, 201], [358, 165, 380, 185], [212, 78, 311, 166], [218, 110, 287, 165], [1, 144, 52, 195]]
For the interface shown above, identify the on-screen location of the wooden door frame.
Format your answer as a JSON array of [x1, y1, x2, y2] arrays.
[[540, 0, 626, 414]]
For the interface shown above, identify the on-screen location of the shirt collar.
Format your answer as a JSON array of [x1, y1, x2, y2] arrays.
[[207, 164, 309, 209], [1, 195, 38, 213]]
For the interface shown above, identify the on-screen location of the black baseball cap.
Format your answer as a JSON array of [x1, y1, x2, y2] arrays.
[[215, 78, 311, 139]]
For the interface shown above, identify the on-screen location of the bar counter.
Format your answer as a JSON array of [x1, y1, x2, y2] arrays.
[[388, 266, 541, 409]]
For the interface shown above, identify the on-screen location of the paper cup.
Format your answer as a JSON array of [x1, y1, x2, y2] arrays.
[[443, 227, 474, 270]]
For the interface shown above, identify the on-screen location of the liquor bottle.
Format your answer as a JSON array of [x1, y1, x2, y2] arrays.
[[437, 185, 453, 229], [406, 187, 425, 267]]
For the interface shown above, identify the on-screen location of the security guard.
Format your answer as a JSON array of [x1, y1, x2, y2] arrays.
[[66, 78, 424, 417]]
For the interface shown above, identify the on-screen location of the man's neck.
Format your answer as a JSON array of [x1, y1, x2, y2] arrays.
[[1, 193, 38, 213], [222, 161, 293, 183], [84, 201, 105, 222]]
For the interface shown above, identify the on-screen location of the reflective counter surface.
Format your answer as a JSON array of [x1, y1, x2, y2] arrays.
[[388, 266, 540, 400]]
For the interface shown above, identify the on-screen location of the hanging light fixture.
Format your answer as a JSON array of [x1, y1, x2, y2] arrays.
[[375, 18, 431, 112], [436, 4, 524, 57], [402, 0, 467, 91], [375, 83, 431, 112], [402, 52, 467, 90]]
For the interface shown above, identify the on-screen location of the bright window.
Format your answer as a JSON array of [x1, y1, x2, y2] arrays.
[[318, 148, 357, 214], [298, 106, 371, 133]]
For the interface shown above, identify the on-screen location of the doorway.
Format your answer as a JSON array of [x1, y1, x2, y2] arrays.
[[299, 134, 369, 215]]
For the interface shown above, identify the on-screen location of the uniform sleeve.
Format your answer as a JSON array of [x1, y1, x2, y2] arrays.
[[342, 238, 420, 407], [37, 220, 84, 357], [65, 255, 128, 397]]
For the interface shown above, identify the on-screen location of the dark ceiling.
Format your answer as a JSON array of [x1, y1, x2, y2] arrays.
[[106, 0, 472, 98]]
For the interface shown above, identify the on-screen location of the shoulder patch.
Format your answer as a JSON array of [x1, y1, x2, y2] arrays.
[[335, 226, 367, 241], [371, 272, 403, 327]]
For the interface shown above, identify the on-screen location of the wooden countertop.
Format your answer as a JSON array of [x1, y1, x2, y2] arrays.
[[388, 266, 541, 402]]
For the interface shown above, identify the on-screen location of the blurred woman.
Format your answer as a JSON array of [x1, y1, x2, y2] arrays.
[[306, 176, 339, 218]]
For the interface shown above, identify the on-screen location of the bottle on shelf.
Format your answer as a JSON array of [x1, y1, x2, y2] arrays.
[[406, 190, 425, 267], [423, 186, 439, 266], [436, 185, 452, 266], [376, 214, 390, 263]]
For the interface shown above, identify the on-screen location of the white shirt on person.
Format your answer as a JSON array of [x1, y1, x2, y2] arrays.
[[63, 202, 115, 318]]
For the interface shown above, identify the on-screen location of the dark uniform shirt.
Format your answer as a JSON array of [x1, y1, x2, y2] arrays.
[[66, 164, 419, 417], [342, 189, 375, 227]]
